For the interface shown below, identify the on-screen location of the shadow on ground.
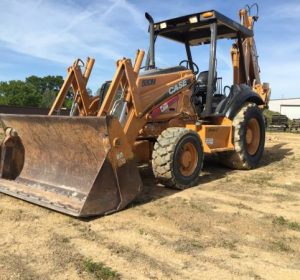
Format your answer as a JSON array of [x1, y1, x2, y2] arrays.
[[131, 155, 234, 207], [260, 143, 293, 167], [82, 141, 293, 221], [132, 142, 294, 208]]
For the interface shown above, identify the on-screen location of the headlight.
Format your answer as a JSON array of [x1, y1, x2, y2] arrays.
[[160, 22, 167, 29], [189, 16, 198, 24]]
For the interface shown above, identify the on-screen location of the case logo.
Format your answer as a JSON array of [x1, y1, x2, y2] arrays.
[[168, 79, 188, 95]]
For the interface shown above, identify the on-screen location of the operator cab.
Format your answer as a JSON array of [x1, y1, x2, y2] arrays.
[[142, 10, 253, 117]]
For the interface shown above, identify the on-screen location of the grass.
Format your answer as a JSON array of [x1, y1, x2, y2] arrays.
[[83, 259, 119, 280], [174, 238, 204, 253], [220, 239, 238, 250], [248, 271, 263, 280], [138, 228, 147, 235], [270, 240, 293, 253], [230, 253, 240, 259], [270, 182, 300, 192], [48, 233, 119, 279], [189, 200, 210, 212], [146, 211, 156, 217], [243, 173, 273, 185], [272, 216, 300, 231], [272, 193, 296, 202], [234, 202, 253, 210], [61, 236, 70, 243]]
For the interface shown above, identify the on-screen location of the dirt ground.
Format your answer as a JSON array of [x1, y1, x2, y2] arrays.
[[0, 132, 300, 280]]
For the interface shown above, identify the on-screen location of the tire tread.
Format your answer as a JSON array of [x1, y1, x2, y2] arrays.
[[152, 127, 204, 189]]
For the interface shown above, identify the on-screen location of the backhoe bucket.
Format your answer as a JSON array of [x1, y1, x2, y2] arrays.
[[0, 114, 142, 217]]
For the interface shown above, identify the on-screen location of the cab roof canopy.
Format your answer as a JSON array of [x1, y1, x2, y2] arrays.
[[154, 10, 253, 46]]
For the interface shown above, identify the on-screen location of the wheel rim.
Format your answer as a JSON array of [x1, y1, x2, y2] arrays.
[[246, 118, 260, 155], [178, 142, 198, 176]]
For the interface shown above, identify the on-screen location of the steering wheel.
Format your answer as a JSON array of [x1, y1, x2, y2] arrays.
[[179, 60, 199, 75]]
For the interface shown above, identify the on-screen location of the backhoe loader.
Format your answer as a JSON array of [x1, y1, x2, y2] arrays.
[[0, 5, 270, 217]]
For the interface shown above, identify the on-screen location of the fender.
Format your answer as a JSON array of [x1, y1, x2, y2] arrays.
[[221, 84, 264, 120]]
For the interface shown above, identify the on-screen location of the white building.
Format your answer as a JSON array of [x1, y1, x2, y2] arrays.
[[268, 98, 300, 119]]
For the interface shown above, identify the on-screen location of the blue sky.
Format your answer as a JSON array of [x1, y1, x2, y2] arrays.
[[0, 0, 299, 99]]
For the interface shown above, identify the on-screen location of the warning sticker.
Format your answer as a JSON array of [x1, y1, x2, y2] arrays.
[[160, 103, 169, 112], [205, 138, 214, 145]]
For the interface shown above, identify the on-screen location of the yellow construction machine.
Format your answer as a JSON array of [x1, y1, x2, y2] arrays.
[[0, 5, 270, 217]]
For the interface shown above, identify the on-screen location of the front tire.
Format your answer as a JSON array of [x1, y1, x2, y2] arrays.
[[219, 103, 265, 169], [152, 127, 204, 189]]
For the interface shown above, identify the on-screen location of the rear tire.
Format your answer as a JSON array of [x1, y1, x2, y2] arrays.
[[219, 103, 265, 169], [152, 127, 204, 189]]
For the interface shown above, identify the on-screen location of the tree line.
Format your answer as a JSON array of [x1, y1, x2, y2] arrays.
[[0, 75, 73, 108]]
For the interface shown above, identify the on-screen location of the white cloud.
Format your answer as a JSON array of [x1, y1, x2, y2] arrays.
[[0, 0, 299, 98], [0, 0, 145, 64], [269, 2, 300, 19]]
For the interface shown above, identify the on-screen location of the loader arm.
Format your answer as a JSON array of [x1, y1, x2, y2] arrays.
[[48, 58, 95, 116], [98, 50, 147, 146], [98, 49, 195, 147], [98, 51, 145, 117], [0, 53, 148, 217]]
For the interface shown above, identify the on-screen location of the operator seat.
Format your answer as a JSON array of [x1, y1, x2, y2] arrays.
[[197, 71, 209, 93], [196, 71, 218, 94], [192, 71, 222, 115]]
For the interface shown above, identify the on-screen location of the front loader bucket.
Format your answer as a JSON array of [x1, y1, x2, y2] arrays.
[[0, 114, 142, 217]]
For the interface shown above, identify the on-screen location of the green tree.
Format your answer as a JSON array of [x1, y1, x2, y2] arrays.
[[0, 80, 41, 107], [0, 75, 70, 108], [40, 89, 57, 108], [0, 75, 92, 109], [26, 75, 64, 94]]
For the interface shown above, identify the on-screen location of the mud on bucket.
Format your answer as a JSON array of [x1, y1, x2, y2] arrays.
[[0, 114, 142, 217]]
